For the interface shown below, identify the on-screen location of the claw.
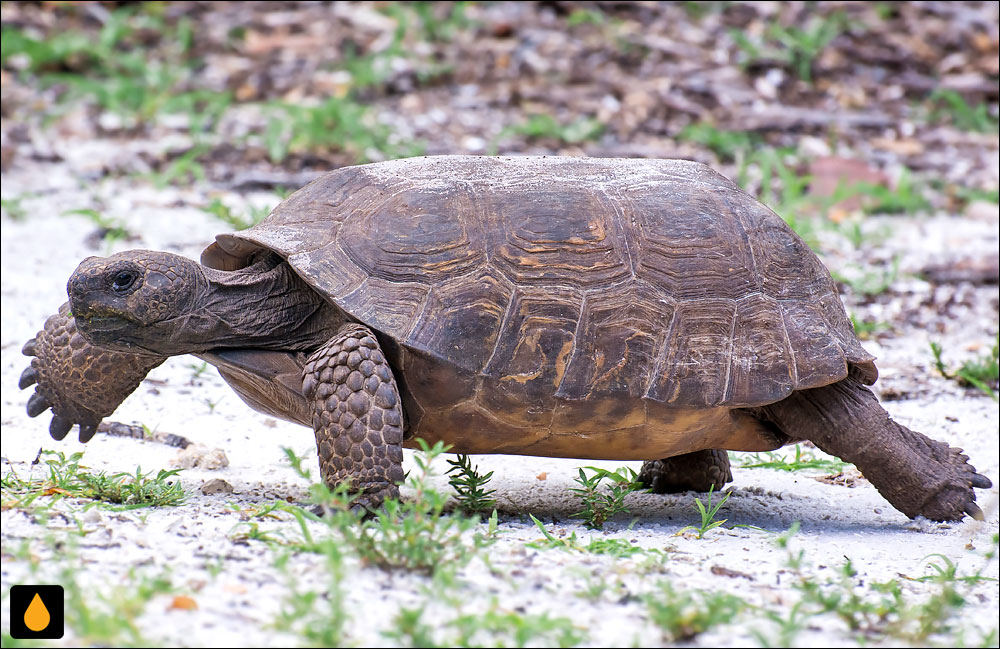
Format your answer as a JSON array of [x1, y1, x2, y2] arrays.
[[972, 473, 993, 489], [18, 367, 38, 389], [79, 424, 98, 443], [26, 392, 50, 417], [22, 338, 37, 356], [964, 502, 985, 521], [49, 416, 72, 440]]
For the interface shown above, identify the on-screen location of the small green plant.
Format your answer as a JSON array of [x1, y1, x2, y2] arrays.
[[911, 554, 998, 586], [567, 8, 606, 26], [645, 581, 744, 641], [930, 335, 999, 401], [678, 485, 731, 539], [677, 124, 759, 162], [262, 97, 421, 165], [730, 12, 846, 82], [490, 114, 604, 153], [1, 195, 30, 220], [850, 313, 889, 340], [854, 169, 932, 215], [954, 184, 999, 206], [831, 257, 900, 298], [569, 466, 640, 529], [928, 89, 999, 133], [273, 544, 349, 647], [146, 145, 208, 188], [187, 361, 210, 379], [738, 148, 819, 248], [63, 208, 132, 251], [751, 523, 996, 646], [527, 514, 660, 559], [277, 442, 497, 576], [1, 8, 211, 129], [1, 450, 185, 512], [384, 601, 586, 647], [80, 466, 186, 507], [734, 444, 848, 473], [201, 197, 272, 231], [445, 453, 497, 515], [62, 563, 175, 646]]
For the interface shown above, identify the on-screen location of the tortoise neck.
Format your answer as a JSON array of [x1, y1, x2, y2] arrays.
[[189, 254, 343, 353]]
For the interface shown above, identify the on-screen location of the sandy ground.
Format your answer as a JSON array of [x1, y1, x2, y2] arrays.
[[1, 151, 998, 647]]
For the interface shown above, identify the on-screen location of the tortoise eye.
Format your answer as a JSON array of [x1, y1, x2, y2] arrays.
[[112, 270, 137, 293]]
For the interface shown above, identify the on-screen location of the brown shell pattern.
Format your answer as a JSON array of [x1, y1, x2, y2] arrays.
[[214, 156, 875, 409]]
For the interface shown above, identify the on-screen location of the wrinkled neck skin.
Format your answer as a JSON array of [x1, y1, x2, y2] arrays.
[[161, 254, 344, 356]]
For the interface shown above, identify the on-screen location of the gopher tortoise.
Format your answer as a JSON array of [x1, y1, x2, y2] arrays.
[[19, 156, 991, 521]]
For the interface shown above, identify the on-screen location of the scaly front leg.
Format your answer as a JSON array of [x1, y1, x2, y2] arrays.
[[303, 323, 406, 509], [20, 303, 166, 442]]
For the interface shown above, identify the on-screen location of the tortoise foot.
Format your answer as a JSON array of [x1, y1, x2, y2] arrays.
[[20, 303, 164, 443], [897, 435, 992, 522], [639, 449, 733, 494]]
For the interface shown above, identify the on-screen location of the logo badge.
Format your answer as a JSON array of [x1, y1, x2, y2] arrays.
[[9, 585, 64, 639]]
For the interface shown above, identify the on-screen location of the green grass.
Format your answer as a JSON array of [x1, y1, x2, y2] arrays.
[[261, 97, 422, 165], [201, 197, 272, 231], [263, 443, 497, 576], [144, 144, 208, 188], [63, 207, 133, 250], [0, 7, 222, 129], [4, 534, 177, 646], [751, 526, 998, 646], [853, 169, 932, 215], [850, 313, 890, 340], [273, 545, 349, 647], [737, 149, 927, 254], [733, 444, 848, 473], [678, 123, 759, 162], [490, 114, 605, 153], [1, 450, 185, 514], [830, 257, 900, 298], [730, 12, 847, 82], [954, 185, 1000, 205], [645, 582, 744, 642], [678, 485, 731, 539], [527, 514, 664, 559], [928, 89, 999, 133], [569, 466, 640, 529], [3, 4, 425, 183], [931, 335, 999, 401], [566, 8, 606, 27], [1, 195, 31, 221], [384, 601, 586, 648]]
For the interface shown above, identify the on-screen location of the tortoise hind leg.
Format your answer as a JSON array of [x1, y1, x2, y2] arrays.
[[638, 449, 733, 494], [751, 377, 992, 521], [302, 323, 405, 510]]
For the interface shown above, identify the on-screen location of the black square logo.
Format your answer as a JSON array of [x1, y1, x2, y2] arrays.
[[9, 585, 64, 639]]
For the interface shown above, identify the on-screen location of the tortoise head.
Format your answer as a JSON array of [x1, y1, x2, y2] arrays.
[[68, 250, 206, 354]]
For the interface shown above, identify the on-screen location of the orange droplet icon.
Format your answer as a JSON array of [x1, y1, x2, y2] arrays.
[[24, 592, 51, 632]]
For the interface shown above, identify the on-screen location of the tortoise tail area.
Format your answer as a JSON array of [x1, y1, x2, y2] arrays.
[[747, 376, 992, 522]]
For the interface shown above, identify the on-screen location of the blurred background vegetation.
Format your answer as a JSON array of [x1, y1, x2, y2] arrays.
[[1, 2, 997, 305]]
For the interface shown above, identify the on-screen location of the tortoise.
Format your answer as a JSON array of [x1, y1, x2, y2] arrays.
[[18, 155, 991, 521]]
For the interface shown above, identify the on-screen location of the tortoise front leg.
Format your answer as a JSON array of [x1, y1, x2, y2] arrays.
[[302, 323, 405, 509], [20, 303, 166, 442], [639, 449, 733, 494]]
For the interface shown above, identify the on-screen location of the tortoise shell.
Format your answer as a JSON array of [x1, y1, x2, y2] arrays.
[[204, 156, 875, 459]]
